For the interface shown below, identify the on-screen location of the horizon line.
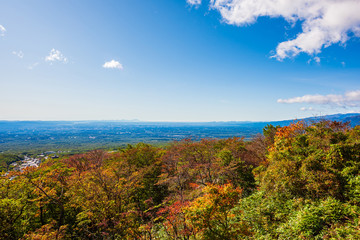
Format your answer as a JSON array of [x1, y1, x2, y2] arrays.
[[0, 113, 357, 124]]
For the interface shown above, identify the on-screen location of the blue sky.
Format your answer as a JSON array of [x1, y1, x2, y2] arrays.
[[1, 0, 360, 122]]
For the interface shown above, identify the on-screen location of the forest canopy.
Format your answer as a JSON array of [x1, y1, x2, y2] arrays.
[[1, 120, 360, 239]]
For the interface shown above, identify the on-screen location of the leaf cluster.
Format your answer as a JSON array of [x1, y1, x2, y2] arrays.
[[1, 120, 360, 239]]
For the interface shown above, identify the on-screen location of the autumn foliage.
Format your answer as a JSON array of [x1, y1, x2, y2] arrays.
[[1, 120, 360, 239]]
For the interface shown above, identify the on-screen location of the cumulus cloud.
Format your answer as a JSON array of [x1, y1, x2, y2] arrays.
[[314, 56, 320, 63], [187, 0, 202, 5], [278, 90, 360, 107], [307, 56, 321, 64], [190, 0, 360, 60], [103, 60, 123, 70], [45, 49, 68, 63], [12, 51, 24, 59], [0, 25, 6, 36]]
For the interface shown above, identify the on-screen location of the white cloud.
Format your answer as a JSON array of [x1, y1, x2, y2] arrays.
[[206, 0, 360, 60], [307, 56, 321, 64], [103, 60, 123, 70], [45, 49, 68, 63], [345, 110, 360, 114], [278, 90, 360, 107], [12, 51, 24, 59], [0, 25, 6, 36], [187, 0, 202, 5], [300, 107, 314, 111]]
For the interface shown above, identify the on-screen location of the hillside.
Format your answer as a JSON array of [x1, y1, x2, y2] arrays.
[[1, 119, 360, 239]]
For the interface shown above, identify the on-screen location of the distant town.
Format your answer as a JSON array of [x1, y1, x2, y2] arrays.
[[3, 151, 65, 180]]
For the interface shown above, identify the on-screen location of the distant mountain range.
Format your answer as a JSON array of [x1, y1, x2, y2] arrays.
[[268, 113, 360, 127]]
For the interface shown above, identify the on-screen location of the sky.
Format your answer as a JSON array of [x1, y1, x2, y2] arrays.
[[1, 0, 360, 122]]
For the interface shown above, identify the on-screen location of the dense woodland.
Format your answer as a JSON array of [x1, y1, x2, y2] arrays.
[[0, 154, 23, 172], [1, 120, 360, 239]]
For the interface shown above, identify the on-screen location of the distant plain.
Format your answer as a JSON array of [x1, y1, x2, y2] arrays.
[[1, 113, 359, 153]]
